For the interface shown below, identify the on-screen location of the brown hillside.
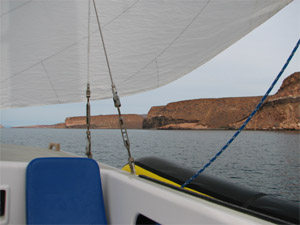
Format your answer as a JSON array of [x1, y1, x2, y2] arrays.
[[144, 72, 300, 130], [65, 114, 144, 129], [229, 72, 300, 130]]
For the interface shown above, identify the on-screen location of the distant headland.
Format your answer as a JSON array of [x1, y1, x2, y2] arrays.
[[144, 72, 300, 130], [13, 72, 300, 131]]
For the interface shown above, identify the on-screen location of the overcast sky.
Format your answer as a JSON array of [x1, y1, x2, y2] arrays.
[[1, 1, 299, 127]]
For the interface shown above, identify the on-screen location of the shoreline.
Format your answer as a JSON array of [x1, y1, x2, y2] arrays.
[[3, 127, 299, 132]]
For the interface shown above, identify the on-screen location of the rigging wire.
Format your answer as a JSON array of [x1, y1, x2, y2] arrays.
[[92, 0, 113, 85], [92, 0, 135, 174], [181, 38, 300, 188], [85, 0, 92, 158], [87, 0, 91, 85]]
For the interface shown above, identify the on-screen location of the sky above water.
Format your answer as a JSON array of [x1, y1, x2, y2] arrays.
[[1, 1, 299, 127]]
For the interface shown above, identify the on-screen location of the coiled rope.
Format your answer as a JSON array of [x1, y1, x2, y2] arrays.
[[181, 38, 300, 188]]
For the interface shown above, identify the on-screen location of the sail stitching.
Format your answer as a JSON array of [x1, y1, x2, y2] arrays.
[[103, 0, 140, 28], [2, 41, 81, 84], [155, 58, 160, 87], [41, 61, 61, 103], [121, 0, 211, 84], [0, 0, 32, 18], [3, 1, 140, 83]]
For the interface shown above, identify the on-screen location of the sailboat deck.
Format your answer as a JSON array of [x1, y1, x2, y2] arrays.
[[0, 143, 75, 162], [0, 143, 289, 224]]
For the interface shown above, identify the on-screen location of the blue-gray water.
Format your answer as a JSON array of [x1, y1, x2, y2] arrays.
[[1, 128, 299, 202]]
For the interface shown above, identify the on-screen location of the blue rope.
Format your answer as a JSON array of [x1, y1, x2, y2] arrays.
[[181, 39, 300, 188]]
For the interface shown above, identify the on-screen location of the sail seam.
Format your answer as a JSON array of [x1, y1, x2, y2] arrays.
[[3, 1, 140, 83], [0, 0, 32, 18], [103, 0, 141, 29], [41, 61, 61, 104], [3, 41, 81, 84], [121, 0, 211, 84], [155, 58, 160, 87]]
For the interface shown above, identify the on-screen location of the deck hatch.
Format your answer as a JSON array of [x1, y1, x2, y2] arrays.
[[0, 190, 5, 217], [136, 214, 160, 225]]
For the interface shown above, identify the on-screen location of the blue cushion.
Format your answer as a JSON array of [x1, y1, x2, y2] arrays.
[[26, 157, 107, 224]]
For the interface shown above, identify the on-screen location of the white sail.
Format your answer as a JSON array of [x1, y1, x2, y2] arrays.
[[0, 0, 292, 109]]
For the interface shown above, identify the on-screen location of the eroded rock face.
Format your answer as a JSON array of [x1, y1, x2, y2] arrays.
[[229, 72, 300, 130], [13, 115, 144, 129], [144, 72, 300, 130], [143, 96, 262, 129], [273, 72, 300, 98], [65, 114, 144, 129], [229, 97, 300, 130]]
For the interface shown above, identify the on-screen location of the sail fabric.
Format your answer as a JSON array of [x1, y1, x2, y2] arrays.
[[0, 0, 292, 109]]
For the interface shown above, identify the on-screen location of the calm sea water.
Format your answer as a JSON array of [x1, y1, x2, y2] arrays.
[[1, 128, 299, 202]]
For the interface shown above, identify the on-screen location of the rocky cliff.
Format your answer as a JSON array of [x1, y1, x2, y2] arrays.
[[65, 114, 144, 129], [143, 72, 300, 130], [14, 114, 144, 129], [229, 72, 300, 130], [229, 96, 299, 130]]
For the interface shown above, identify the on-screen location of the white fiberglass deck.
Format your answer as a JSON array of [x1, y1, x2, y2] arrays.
[[0, 144, 274, 224], [0, 143, 75, 162]]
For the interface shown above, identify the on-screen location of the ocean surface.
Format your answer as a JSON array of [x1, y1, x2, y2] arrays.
[[1, 128, 299, 202]]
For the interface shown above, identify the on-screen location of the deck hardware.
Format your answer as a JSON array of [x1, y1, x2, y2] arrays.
[[85, 0, 92, 159], [92, 0, 135, 174], [48, 143, 60, 151], [85, 83, 92, 159]]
